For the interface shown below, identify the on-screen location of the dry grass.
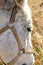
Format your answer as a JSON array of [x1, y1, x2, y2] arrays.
[[28, 0, 43, 65]]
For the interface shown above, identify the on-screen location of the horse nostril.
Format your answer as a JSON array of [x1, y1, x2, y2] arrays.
[[22, 63, 27, 65]]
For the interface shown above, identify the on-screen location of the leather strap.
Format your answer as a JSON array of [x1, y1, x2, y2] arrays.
[[0, 25, 9, 34], [0, 56, 6, 65], [11, 27, 25, 51], [10, 5, 18, 23]]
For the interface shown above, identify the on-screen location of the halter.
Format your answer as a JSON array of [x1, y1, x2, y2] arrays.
[[0, 23, 35, 65], [0, 4, 35, 65]]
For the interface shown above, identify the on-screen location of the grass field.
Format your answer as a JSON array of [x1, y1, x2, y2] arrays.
[[28, 0, 43, 65]]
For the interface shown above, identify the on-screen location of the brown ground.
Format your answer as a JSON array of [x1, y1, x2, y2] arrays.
[[28, 0, 43, 65]]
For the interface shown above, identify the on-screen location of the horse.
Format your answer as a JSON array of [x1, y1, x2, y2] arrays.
[[0, 0, 35, 65]]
